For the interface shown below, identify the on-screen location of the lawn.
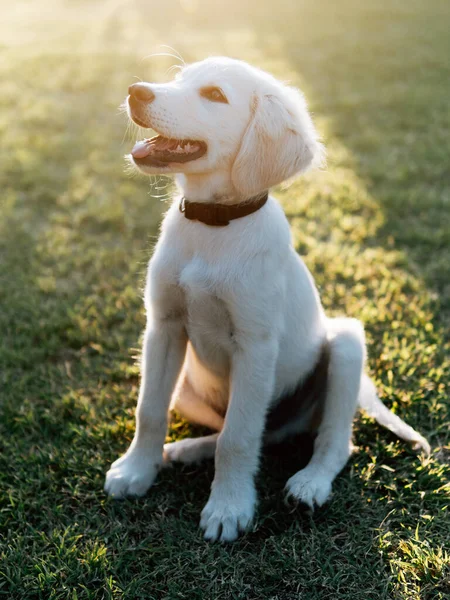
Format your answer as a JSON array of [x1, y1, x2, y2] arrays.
[[1, 0, 449, 598]]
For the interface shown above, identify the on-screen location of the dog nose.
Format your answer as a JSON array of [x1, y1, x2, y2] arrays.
[[128, 83, 155, 103]]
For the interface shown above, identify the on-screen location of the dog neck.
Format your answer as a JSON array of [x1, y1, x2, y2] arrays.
[[176, 171, 243, 205]]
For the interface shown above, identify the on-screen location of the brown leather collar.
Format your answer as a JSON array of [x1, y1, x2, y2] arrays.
[[179, 192, 269, 227]]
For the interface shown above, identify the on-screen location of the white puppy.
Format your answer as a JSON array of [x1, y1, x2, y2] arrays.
[[104, 57, 430, 542]]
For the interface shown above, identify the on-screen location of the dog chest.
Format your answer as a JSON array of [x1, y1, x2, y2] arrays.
[[178, 258, 235, 373]]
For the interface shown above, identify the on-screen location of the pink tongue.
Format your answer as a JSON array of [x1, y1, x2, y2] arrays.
[[131, 140, 152, 158]]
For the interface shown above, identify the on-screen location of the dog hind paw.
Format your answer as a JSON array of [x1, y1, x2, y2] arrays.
[[163, 437, 216, 465]]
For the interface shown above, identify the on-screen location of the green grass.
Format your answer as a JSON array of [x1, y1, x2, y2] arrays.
[[1, 0, 449, 598]]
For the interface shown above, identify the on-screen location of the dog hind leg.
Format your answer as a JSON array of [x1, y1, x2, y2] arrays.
[[165, 372, 223, 464], [164, 433, 219, 464], [285, 317, 365, 508], [171, 372, 225, 431]]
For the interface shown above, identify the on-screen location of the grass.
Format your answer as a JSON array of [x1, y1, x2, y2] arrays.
[[0, 0, 449, 598]]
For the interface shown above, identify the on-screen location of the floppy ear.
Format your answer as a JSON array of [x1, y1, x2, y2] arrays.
[[231, 88, 324, 198]]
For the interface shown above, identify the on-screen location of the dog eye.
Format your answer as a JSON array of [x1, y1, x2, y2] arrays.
[[199, 86, 228, 104]]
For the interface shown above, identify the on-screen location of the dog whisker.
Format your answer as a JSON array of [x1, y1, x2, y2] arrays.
[[166, 64, 183, 77], [159, 44, 186, 65], [141, 52, 185, 66]]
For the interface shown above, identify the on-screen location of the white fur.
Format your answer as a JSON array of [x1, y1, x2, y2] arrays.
[[104, 57, 430, 542]]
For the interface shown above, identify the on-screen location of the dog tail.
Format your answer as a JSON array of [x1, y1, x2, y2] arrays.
[[358, 374, 430, 455]]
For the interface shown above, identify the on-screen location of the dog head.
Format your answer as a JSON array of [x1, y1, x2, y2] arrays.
[[127, 57, 323, 198]]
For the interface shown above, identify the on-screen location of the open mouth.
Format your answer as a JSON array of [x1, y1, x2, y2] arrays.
[[131, 135, 207, 167]]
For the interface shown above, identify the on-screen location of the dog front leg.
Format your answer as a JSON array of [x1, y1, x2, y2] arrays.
[[105, 319, 187, 498], [200, 340, 277, 542]]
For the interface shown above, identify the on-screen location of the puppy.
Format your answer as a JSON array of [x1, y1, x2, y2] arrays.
[[104, 57, 430, 542]]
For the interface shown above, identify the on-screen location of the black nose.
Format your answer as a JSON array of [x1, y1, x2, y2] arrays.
[[128, 83, 155, 103]]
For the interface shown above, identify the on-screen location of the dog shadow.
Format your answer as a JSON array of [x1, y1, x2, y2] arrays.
[[160, 430, 320, 539]]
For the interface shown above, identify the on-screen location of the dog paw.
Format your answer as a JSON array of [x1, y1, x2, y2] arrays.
[[200, 484, 256, 542], [285, 467, 332, 510], [104, 450, 158, 499], [163, 438, 211, 465], [164, 439, 199, 464]]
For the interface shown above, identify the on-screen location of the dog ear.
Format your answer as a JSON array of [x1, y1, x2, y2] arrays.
[[231, 89, 324, 198]]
